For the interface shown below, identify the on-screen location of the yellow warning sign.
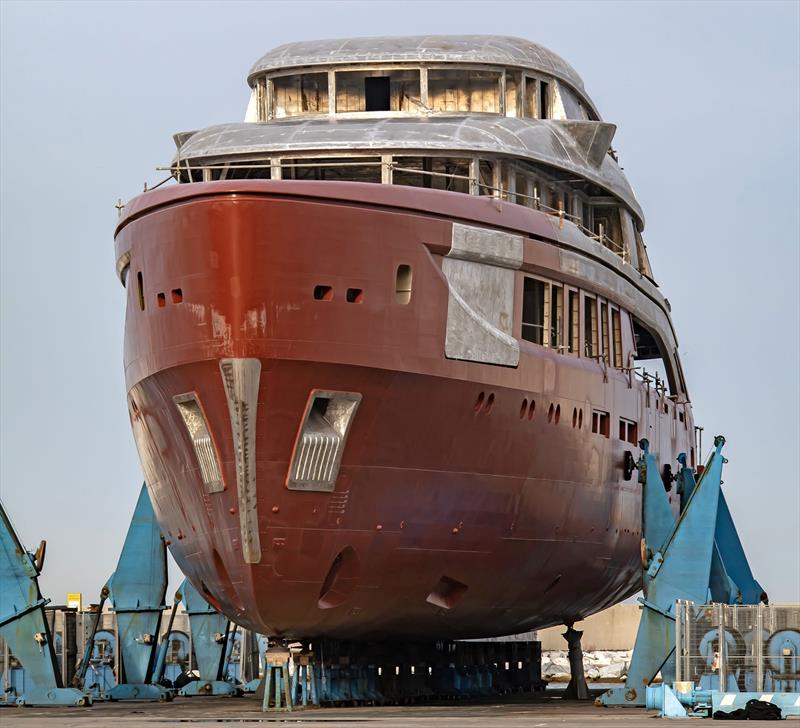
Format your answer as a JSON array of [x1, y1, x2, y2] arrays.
[[67, 592, 82, 610]]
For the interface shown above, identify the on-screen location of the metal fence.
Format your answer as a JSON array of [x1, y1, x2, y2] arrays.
[[676, 601, 800, 693]]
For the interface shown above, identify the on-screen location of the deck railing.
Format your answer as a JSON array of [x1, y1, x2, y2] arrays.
[[153, 158, 629, 263]]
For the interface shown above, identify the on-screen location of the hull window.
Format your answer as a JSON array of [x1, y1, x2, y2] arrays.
[[611, 307, 623, 367], [584, 295, 598, 358], [173, 393, 224, 493], [568, 290, 580, 355], [592, 409, 610, 438], [136, 271, 145, 311], [287, 390, 362, 492], [522, 278, 546, 345], [619, 417, 638, 445], [395, 264, 412, 304], [600, 302, 610, 365]]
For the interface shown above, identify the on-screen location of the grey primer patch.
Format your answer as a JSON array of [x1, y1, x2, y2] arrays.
[[442, 223, 523, 367], [219, 358, 262, 564]]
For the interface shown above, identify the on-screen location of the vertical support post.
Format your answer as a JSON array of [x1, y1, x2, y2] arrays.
[[756, 603, 764, 691], [419, 67, 428, 109], [562, 625, 590, 700], [327, 70, 336, 117], [381, 154, 393, 185], [468, 157, 479, 196], [716, 602, 726, 691], [675, 600, 683, 683]]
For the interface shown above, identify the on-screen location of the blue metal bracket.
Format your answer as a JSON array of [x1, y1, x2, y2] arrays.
[[0, 501, 92, 706], [177, 577, 238, 697], [598, 437, 766, 708], [103, 483, 172, 702]]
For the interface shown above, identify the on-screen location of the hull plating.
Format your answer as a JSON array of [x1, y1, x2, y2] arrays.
[[116, 181, 692, 639]]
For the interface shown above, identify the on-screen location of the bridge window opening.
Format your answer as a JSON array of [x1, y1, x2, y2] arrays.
[[365, 76, 391, 111], [522, 277, 546, 345], [611, 307, 623, 367], [593, 206, 624, 257], [632, 317, 678, 395], [505, 71, 520, 117], [478, 160, 495, 196], [272, 72, 329, 117], [428, 69, 501, 113], [600, 302, 610, 364], [568, 290, 579, 355], [524, 76, 538, 118], [539, 80, 550, 119], [619, 418, 638, 445], [392, 156, 471, 193], [222, 160, 272, 181], [635, 229, 655, 281], [592, 409, 610, 437], [335, 70, 420, 113], [584, 295, 598, 357], [282, 156, 381, 183], [395, 264, 412, 304]]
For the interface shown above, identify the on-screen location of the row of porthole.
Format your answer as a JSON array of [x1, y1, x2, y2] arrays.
[[314, 285, 363, 303], [157, 288, 183, 307], [478, 395, 592, 431], [313, 266, 414, 306]]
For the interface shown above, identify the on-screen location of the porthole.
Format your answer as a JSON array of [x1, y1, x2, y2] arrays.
[[473, 392, 485, 413], [519, 398, 528, 419]]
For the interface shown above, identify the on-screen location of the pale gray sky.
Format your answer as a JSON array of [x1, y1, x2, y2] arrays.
[[1, 1, 798, 607]]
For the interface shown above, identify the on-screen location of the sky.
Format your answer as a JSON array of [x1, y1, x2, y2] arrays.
[[1, 0, 798, 609]]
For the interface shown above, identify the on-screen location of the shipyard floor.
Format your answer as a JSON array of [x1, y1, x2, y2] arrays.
[[0, 691, 736, 728]]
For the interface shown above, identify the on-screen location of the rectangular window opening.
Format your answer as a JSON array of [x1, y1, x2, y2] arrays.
[[600, 302, 610, 365], [428, 69, 501, 113], [584, 296, 598, 358], [173, 393, 224, 493], [522, 278, 546, 345], [313, 285, 333, 301], [157, 292, 166, 308], [539, 80, 550, 119], [364, 76, 391, 111], [171, 288, 183, 304], [136, 271, 145, 311], [346, 287, 363, 303], [592, 409, 610, 438], [618, 417, 638, 445], [568, 290, 579, 355], [549, 284, 563, 350], [395, 264, 412, 305], [611, 308, 623, 368]]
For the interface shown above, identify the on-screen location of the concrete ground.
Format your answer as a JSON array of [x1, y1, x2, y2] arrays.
[[0, 691, 704, 728]]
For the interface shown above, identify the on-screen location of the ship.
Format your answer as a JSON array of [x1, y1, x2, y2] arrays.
[[115, 36, 697, 641]]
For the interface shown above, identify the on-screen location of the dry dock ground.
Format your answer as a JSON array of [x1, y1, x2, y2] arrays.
[[0, 691, 761, 728]]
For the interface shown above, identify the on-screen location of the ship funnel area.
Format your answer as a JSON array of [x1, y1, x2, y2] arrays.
[[219, 358, 262, 564]]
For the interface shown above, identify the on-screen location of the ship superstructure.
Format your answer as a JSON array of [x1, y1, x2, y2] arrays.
[[115, 36, 696, 639]]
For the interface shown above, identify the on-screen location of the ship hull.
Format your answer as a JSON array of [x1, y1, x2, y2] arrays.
[[116, 181, 690, 639]]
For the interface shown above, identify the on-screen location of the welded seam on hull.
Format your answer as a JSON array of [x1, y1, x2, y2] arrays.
[[220, 358, 262, 564]]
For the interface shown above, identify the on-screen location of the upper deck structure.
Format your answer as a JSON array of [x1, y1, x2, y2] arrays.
[[172, 35, 653, 279]]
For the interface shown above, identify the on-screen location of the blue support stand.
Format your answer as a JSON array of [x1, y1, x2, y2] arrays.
[[177, 578, 237, 697], [262, 650, 293, 712], [599, 437, 766, 707], [0, 502, 92, 707], [104, 483, 172, 702]]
